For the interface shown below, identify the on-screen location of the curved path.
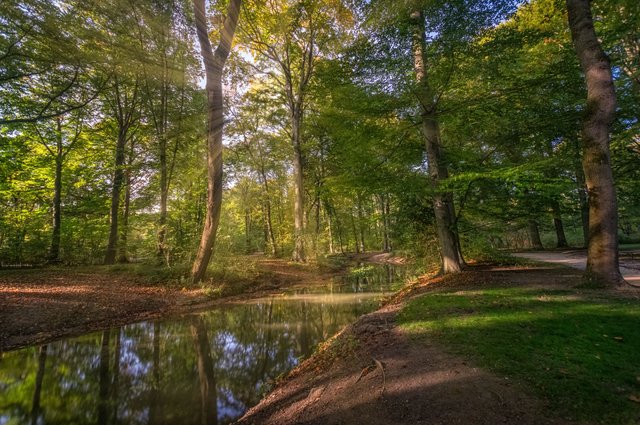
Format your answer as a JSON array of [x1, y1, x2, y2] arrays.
[[513, 250, 640, 284]]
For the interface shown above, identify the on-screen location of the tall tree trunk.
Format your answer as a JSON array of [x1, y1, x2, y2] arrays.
[[411, 10, 462, 274], [291, 108, 306, 262], [191, 316, 218, 425], [105, 130, 127, 264], [551, 200, 569, 248], [158, 138, 168, 263], [380, 194, 391, 252], [327, 208, 335, 254], [118, 139, 134, 263], [567, 0, 624, 285], [258, 160, 277, 256], [191, 0, 242, 283], [244, 205, 251, 253], [528, 219, 544, 249], [31, 345, 47, 425], [49, 138, 63, 263], [357, 196, 366, 253], [351, 212, 360, 254]]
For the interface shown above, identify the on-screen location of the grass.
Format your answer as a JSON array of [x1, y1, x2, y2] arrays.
[[399, 286, 640, 424]]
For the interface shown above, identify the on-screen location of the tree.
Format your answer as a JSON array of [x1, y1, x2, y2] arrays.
[[241, 0, 350, 261], [566, 0, 624, 285], [410, 10, 463, 273], [32, 114, 84, 262], [191, 0, 242, 283]]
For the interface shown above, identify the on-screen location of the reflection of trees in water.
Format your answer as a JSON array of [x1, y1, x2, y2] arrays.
[[30, 345, 47, 425], [0, 263, 409, 424], [191, 316, 218, 425]]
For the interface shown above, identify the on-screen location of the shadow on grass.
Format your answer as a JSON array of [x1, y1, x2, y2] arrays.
[[399, 286, 640, 424]]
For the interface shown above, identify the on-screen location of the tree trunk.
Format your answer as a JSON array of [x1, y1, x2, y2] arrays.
[[528, 219, 544, 249], [105, 130, 127, 265], [351, 212, 360, 254], [326, 203, 335, 254], [158, 139, 168, 263], [380, 194, 391, 252], [191, 316, 218, 425], [411, 10, 461, 274], [118, 140, 134, 263], [566, 0, 623, 285], [258, 163, 277, 256], [244, 205, 251, 253], [551, 200, 569, 248], [49, 144, 63, 263], [291, 109, 306, 262], [191, 0, 242, 283], [357, 196, 366, 253]]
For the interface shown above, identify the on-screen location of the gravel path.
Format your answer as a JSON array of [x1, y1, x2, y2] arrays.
[[513, 250, 640, 284]]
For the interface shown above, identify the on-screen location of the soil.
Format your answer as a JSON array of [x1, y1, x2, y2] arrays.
[[236, 265, 639, 425], [0, 258, 341, 352], [4, 254, 637, 424]]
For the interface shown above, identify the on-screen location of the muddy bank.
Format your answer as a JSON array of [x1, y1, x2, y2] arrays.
[[237, 266, 583, 425], [0, 258, 341, 352]]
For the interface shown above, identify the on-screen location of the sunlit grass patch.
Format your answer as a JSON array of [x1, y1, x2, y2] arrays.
[[399, 287, 640, 424]]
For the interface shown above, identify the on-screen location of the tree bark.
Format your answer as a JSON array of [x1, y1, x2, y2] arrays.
[[380, 194, 391, 252], [191, 0, 242, 283], [551, 200, 569, 248], [528, 219, 544, 249], [105, 129, 127, 265], [566, 0, 624, 285], [291, 109, 306, 262], [104, 74, 138, 265], [357, 196, 366, 253], [572, 138, 590, 247], [118, 139, 134, 263], [411, 10, 462, 274], [49, 131, 63, 263]]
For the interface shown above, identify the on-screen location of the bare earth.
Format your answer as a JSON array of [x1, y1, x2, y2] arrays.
[[4, 257, 637, 424], [0, 258, 339, 352], [237, 266, 597, 425]]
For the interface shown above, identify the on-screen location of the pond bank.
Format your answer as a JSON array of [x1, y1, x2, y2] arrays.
[[237, 265, 605, 425], [0, 256, 345, 352]]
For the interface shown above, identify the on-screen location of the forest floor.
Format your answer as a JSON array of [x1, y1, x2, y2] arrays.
[[237, 262, 640, 425], [0, 256, 347, 352]]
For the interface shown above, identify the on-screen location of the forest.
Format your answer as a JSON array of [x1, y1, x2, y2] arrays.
[[1, 0, 640, 424], [1, 0, 637, 284]]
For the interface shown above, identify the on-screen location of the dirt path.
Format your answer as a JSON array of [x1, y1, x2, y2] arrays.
[[0, 258, 340, 352], [513, 250, 640, 284], [237, 266, 582, 425]]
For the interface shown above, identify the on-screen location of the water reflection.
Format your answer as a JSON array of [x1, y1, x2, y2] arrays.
[[0, 263, 406, 425]]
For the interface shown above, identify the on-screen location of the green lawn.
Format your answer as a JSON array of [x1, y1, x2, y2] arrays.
[[399, 286, 640, 424]]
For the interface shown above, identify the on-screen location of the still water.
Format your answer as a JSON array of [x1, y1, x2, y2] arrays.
[[0, 263, 406, 425]]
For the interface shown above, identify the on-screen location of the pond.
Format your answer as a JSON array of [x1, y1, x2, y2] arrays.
[[0, 262, 407, 425]]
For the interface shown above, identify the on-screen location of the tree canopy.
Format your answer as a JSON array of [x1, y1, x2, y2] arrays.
[[1, 0, 637, 285]]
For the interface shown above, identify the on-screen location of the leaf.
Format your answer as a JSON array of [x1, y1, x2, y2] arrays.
[[628, 394, 640, 403]]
